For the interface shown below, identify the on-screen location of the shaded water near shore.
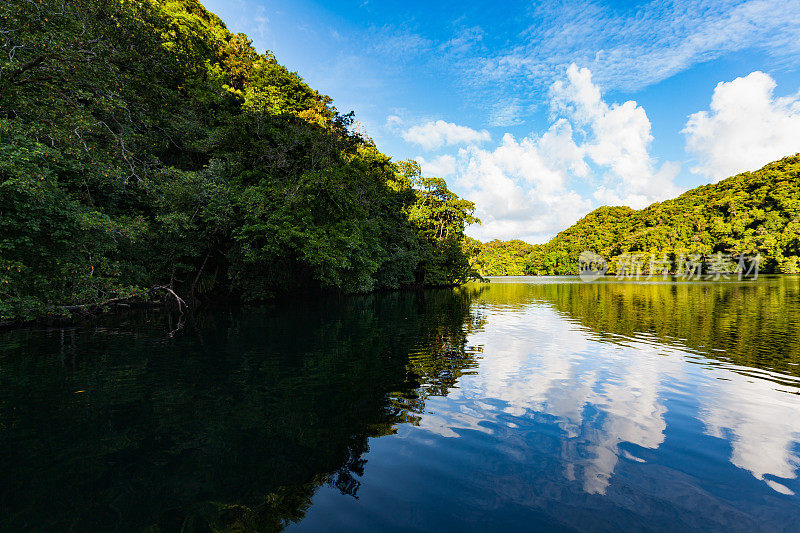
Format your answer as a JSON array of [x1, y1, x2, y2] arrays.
[[2, 276, 799, 531]]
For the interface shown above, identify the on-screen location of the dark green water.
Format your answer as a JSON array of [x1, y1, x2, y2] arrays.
[[1, 276, 799, 531]]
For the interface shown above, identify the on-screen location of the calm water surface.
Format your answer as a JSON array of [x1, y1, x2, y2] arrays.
[[2, 276, 800, 531]]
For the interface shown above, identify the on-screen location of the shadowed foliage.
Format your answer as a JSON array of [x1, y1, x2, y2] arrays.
[[0, 0, 478, 322]]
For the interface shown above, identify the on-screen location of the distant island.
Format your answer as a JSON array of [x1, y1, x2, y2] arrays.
[[469, 155, 800, 276]]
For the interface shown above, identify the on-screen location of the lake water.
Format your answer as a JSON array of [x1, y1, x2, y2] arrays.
[[2, 276, 800, 531]]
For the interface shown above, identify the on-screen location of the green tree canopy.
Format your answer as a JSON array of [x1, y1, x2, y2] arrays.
[[0, 0, 479, 322]]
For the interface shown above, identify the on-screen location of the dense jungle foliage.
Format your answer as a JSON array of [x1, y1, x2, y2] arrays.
[[0, 0, 479, 321], [471, 155, 800, 276]]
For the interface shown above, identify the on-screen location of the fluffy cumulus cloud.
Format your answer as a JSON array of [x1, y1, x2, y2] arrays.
[[438, 64, 680, 243], [402, 120, 491, 150], [415, 154, 456, 177], [455, 133, 593, 242], [551, 65, 681, 206], [683, 71, 800, 181]]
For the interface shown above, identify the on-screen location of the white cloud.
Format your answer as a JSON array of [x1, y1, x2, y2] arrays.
[[415, 154, 456, 177], [369, 27, 432, 59], [551, 65, 681, 207], [683, 71, 800, 181], [447, 64, 679, 242], [451, 0, 800, 125], [440, 26, 485, 55], [385, 114, 404, 130], [402, 120, 491, 151], [472, 0, 800, 93], [455, 133, 592, 242], [487, 99, 528, 127]]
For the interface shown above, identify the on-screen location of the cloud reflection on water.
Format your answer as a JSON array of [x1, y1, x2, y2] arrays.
[[415, 294, 800, 497]]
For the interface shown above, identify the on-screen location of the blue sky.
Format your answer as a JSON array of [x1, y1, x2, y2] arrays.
[[203, 0, 800, 242]]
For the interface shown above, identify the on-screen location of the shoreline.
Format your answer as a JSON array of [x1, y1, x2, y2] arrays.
[[0, 281, 469, 332]]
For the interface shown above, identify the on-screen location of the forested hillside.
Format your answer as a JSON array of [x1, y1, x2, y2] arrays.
[[0, 0, 479, 321], [471, 155, 800, 276]]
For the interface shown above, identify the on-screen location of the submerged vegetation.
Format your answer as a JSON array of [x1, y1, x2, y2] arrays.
[[0, 0, 479, 322], [471, 155, 800, 276]]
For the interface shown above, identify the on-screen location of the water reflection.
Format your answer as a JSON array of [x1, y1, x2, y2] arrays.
[[478, 275, 800, 377], [436, 303, 799, 497], [2, 277, 800, 531], [297, 276, 800, 531], [0, 290, 479, 531], [478, 277, 800, 494], [471, 276, 800, 496]]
